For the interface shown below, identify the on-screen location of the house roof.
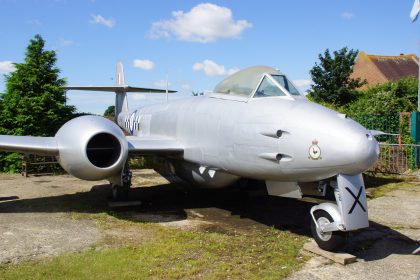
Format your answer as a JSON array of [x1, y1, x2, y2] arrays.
[[361, 51, 419, 81]]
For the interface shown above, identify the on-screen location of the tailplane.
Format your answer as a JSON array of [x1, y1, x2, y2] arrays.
[[65, 62, 176, 124]]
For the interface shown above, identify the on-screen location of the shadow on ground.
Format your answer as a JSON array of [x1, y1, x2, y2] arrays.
[[344, 222, 418, 261], [0, 181, 417, 261], [363, 173, 405, 188], [0, 196, 19, 202]]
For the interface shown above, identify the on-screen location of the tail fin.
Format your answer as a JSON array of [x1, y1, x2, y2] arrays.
[[116, 61, 125, 86], [115, 62, 129, 120], [65, 62, 177, 124]]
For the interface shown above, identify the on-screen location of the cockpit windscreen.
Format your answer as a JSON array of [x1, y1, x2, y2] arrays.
[[270, 75, 301, 96]]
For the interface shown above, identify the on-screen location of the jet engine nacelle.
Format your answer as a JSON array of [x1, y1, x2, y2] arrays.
[[55, 115, 128, 180]]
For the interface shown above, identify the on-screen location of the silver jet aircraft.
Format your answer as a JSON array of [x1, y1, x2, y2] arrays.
[[0, 63, 379, 251]]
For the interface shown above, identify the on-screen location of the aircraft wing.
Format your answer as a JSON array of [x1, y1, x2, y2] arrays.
[[0, 135, 58, 156], [66, 86, 177, 93], [127, 136, 184, 155], [0, 134, 183, 157]]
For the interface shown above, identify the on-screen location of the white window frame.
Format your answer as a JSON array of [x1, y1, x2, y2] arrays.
[[248, 73, 295, 102]]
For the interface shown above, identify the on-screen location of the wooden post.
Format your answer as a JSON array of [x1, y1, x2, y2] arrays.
[[21, 155, 28, 177]]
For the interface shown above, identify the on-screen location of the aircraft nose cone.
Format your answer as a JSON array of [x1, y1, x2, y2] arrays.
[[343, 132, 379, 175], [356, 133, 379, 168]]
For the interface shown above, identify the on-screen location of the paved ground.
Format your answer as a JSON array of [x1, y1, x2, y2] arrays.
[[0, 170, 419, 279], [0, 174, 105, 263], [287, 183, 420, 280]]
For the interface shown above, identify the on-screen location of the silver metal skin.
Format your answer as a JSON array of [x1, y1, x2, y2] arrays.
[[0, 63, 379, 249], [55, 115, 128, 181], [122, 94, 378, 184]]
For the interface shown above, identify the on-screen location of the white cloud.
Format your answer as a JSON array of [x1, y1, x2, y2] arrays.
[[341, 12, 355, 19], [293, 79, 312, 88], [153, 80, 171, 88], [131, 93, 147, 101], [150, 3, 252, 43], [193, 59, 238, 76], [65, 92, 114, 114], [90, 14, 116, 28], [0, 61, 16, 74], [133, 59, 155, 70]]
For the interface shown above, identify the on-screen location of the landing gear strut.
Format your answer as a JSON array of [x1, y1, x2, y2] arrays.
[[109, 162, 132, 201], [310, 174, 369, 251], [310, 210, 346, 251]]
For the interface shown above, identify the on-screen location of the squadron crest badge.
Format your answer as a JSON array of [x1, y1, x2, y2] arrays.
[[308, 139, 322, 160]]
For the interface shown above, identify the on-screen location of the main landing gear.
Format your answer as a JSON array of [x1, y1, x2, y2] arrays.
[[109, 162, 132, 201], [310, 173, 369, 251]]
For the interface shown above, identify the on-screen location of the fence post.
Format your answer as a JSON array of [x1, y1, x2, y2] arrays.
[[410, 112, 420, 168]]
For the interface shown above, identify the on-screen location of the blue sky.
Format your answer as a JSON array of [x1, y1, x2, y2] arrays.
[[0, 0, 419, 114]]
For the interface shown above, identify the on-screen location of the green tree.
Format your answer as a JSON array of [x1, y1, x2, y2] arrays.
[[0, 34, 76, 172], [103, 105, 115, 117], [308, 47, 366, 106]]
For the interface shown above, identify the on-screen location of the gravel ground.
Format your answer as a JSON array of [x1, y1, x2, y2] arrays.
[[0, 170, 419, 279]]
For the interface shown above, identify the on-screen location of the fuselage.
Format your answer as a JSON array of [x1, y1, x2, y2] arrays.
[[119, 94, 379, 184]]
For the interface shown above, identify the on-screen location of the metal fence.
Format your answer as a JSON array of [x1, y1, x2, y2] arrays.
[[352, 114, 400, 134], [21, 155, 63, 177], [369, 143, 420, 174], [351, 113, 405, 143], [350, 113, 419, 174]]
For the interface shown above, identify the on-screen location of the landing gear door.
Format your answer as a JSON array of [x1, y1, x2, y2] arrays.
[[336, 174, 369, 231]]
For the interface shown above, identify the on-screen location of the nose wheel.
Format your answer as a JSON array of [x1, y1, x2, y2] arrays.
[[310, 210, 346, 251], [310, 173, 369, 251]]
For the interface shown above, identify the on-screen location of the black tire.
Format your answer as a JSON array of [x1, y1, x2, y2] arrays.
[[310, 210, 346, 251]]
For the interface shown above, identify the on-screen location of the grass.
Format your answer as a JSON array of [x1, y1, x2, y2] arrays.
[[0, 214, 308, 280], [364, 173, 418, 199]]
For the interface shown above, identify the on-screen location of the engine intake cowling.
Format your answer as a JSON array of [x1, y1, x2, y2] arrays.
[[55, 115, 128, 180]]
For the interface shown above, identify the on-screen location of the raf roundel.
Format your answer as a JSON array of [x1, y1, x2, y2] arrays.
[[308, 139, 322, 160]]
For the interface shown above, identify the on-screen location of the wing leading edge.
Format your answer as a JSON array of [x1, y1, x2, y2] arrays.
[[0, 135, 58, 156], [127, 136, 184, 155], [0, 135, 183, 157], [65, 86, 177, 93]]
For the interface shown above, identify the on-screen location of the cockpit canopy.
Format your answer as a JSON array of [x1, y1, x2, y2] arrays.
[[213, 66, 301, 98]]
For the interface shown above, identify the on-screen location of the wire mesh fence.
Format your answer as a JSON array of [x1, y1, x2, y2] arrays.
[[351, 113, 419, 174], [369, 143, 419, 174], [351, 113, 405, 143]]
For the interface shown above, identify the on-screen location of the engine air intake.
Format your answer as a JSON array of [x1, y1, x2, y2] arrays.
[[86, 133, 121, 168]]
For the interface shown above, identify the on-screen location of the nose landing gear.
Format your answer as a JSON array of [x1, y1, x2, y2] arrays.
[[310, 173, 368, 251], [310, 210, 346, 251]]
